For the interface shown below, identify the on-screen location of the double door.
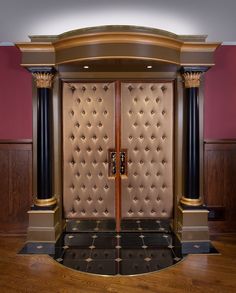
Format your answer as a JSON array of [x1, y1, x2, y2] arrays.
[[63, 81, 173, 226]]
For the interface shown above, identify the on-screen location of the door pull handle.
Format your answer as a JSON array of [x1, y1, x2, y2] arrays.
[[120, 149, 127, 176], [108, 150, 116, 177]]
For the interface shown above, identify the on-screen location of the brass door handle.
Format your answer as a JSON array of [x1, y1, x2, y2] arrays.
[[120, 149, 127, 176], [108, 150, 116, 177], [108, 149, 127, 177]]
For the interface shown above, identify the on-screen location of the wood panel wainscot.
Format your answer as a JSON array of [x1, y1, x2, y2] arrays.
[[0, 140, 32, 234], [204, 139, 236, 233]]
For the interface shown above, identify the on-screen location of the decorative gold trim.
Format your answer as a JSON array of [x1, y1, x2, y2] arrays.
[[54, 32, 182, 51], [16, 27, 220, 70], [58, 26, 181, 41], [32, 72, 54, 88], [180, 196, 203, 206], [182, 72, 202, 88], [34, 197, 57, 207], [178, 206, 209, 213], [181, 42, 220, 52], [16, 35, 221, 55], [21, 63, 55, 67], [16, 42, 54, 52], [28, 207, 58, 214], [56, 55, 180, 66], [181, 63, 215, 67]]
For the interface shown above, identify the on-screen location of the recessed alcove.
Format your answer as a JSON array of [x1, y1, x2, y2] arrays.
[[16, 26, 220, 267]]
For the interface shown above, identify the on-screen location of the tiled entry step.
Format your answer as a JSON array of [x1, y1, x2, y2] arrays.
[[53, 231, 183, 275], [66, 219, 171, 233]]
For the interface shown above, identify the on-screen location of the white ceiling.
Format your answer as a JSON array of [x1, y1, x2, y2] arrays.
[[0, 0, 236, 45]]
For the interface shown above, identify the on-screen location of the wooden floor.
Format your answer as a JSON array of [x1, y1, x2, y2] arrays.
[[0, 235, 236, 293]]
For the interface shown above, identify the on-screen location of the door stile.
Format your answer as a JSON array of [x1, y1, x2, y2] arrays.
[[115, 81, 121, 231]]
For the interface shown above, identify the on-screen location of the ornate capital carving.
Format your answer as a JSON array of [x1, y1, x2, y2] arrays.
[[32, 72, 54, 88], [182, 72, 202, 88]]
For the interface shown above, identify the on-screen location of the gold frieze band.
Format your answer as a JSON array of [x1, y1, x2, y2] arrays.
[[32, 72, 54, 88], [182, 72, 202, 88], [34, 196, 57, 207], [180, 196, 203, 206]]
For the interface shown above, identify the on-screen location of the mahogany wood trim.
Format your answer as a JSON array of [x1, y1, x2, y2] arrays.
[[0, 144, 32, 150], [0, 139, 32, 144], [205, 143, 236, 151], [204, 139, 236, 144], [115, 81, 121, 232]]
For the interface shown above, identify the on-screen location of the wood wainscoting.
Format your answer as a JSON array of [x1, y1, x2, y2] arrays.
[[204, 139, 236, 233], [0, 140, 32, 234], [0, 138, 235, 235]]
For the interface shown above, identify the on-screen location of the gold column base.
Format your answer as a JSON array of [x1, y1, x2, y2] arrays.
[[34, 196, 57, 207], [180, 196, 203, 206], [27, 207, 62, 242], [177, 205, 209, 242]]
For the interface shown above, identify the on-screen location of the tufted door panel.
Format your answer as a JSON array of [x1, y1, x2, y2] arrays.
[[121, 82, 173, 218], [63, 82, 116, 218]]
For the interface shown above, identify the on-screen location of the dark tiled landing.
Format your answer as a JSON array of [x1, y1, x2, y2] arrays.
[[66, 219, 171, 233], [121, 219, 171, 233], [66, 219, 116, 232], [52, 231, 183, 276]]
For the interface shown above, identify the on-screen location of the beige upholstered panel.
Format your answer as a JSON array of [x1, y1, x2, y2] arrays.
[[63, 82, 115, 218], [121, 82, 173, 218]]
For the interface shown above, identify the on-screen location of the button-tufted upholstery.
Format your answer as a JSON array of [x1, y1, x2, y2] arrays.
[[63, 81, 173, 220], [63, 82, 116, 218], [121, 82, 173, 218]]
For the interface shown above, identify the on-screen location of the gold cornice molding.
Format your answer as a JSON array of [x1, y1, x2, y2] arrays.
[[16, 42, 54, 52], [21, 63, 55, 67], [181, 63, 215, 67], [16, 34, 221, 55], [15, 26, 221, 67], [53, 32, 182, 51], [182, 72, 202, 88], [181, 42, 221, 53], [32, 72, 55, 88]]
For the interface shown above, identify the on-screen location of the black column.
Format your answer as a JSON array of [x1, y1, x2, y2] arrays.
[[180, 69, 204, 206], [31, 68, 56, 209], [37, 87, 52, 199], [185, 86, 200, 198]]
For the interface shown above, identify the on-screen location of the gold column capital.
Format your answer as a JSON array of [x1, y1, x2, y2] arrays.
[[32, 72, 55, 88], [182, 72, 202, 88]]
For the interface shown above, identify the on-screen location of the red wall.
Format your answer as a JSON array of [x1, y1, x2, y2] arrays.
[[204, 45, 236, 139], [0, 46, 32, 140], [0, 45, 235, 140]]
